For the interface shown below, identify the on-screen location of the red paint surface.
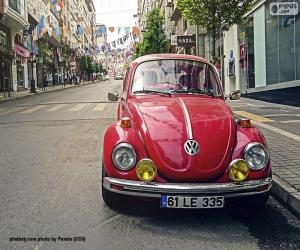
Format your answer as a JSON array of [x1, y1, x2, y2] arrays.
[[103, 54, 271, 183]]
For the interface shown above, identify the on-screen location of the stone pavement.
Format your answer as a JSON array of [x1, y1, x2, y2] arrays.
[[227, 97, 300, 217], [0, 79, 104, 103]]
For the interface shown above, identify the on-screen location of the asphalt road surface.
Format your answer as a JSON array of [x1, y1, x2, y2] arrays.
[[0, 80, 299, 250]]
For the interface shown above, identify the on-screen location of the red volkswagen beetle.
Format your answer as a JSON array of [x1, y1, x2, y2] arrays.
[[102, 54, 272, 209]]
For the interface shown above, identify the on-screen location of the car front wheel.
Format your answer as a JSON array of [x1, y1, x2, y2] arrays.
[[101, 165, 123, 208]]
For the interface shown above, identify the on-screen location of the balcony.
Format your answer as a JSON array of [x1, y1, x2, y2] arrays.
[[9, 0, 25, 16], [6, 0, 28, 32]]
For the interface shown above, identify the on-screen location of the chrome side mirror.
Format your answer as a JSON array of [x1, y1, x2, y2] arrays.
[[108, 92, 119, 101], [229, 90, 241, 100]]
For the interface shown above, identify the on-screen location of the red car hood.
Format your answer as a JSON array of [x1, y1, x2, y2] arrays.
[[128, 96, 236, 182]]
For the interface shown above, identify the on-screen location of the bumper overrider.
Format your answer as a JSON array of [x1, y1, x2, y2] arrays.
[[103, 177, 272, 198]]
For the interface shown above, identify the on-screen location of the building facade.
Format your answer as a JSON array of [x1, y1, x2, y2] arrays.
[[137, 0, 213, 60], [0, 0, 97, 93], [223, 0, 300, 95], [0, 0, 28, 92]]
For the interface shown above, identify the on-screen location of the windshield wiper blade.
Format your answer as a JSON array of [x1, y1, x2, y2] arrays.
[[173, 89, 214, 97], [133, 89, 171, 97]]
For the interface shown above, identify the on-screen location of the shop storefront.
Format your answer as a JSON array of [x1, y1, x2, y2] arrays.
[[15, 43, 29, 89], [224, 0, 300, 95], [0, 23, 13, 93], [265, 0, 300, 85]]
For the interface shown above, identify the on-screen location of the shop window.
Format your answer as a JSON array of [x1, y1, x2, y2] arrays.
[[265, 0, 300, 85]]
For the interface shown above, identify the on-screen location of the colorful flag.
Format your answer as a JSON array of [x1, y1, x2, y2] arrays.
[[125, 27, 130, 34]]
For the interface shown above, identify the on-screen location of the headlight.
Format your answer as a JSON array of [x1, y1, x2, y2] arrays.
[[244, 142, 269, 170], [112, 143, 137, 171], [136, 159, 157, 182], [229, 159, 249, 182]]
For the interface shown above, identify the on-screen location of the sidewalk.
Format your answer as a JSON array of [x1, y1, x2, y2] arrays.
[[0, 79, 103, 104], [227, 97, 300, 217]]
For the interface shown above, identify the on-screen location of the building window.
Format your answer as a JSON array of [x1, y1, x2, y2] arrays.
[[265, 0, 300, 85]]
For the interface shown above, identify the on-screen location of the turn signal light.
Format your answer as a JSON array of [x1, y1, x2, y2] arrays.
[[120, 117, 131, 128], [238, 119, 251, 128], [229, 159, 249, 182], [136, 159, 157, 182]]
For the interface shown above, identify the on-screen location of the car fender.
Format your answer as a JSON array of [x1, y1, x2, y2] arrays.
[[219, 124, 271, 182], [102, 121, 149, 180]]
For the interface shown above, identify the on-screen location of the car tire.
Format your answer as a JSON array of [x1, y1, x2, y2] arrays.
[[243, 192, 269, 207], [228, 192, 269, 213], [101, 165, 123, 208]]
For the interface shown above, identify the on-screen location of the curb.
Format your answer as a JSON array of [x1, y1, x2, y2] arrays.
[[271, 175, 300, 218], [0, 80, 103, 104]]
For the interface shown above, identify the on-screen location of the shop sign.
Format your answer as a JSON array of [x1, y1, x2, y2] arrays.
[[15, 44, 29, 58], [270, 2, 299, 16], [171, 35, 177, 46], [177, 35, 196, 47]]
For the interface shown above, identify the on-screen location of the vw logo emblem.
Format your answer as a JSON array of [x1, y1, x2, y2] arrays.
[[184, 140, 200, 156]]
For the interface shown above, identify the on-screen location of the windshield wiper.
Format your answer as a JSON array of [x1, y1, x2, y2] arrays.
[[133, 89, 171, 97], [172, 89, 214, 97]]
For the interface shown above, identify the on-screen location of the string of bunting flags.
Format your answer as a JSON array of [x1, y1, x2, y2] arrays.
[[95, 26, 141, 54]]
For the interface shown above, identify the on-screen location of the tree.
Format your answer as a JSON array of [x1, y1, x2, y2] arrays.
[[176, 0, 253, 58], [61, 44, 70, 74], [135, 8, 170, 58], [80, 56, 88, 74]]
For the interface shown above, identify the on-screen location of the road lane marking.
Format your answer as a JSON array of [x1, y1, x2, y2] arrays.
[[46, 104, 66, 112], [0, 107, 26, 116], [280, 120, 300, 124], [234, 111, 274, 123], [256, 122, 300, 142], [20, 105, 44, 114], [247, 104, 262, 107], [229, 105, 245, 108], [93, 103, 107, 111], [264, 114, 300, 117], [69, 104, 87, 112]]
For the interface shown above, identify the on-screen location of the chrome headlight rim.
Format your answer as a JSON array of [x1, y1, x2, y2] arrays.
[[244, 142, 269, 171], [112, 143, 137, 171]]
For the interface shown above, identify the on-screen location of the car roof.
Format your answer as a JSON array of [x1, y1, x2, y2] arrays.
[[132, 54, 211, 66]]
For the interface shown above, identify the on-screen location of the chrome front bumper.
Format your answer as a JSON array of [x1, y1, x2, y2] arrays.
[[103, 177, 272, 198]]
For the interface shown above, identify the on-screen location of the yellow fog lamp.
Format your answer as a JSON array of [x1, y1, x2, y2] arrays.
[[136, 159, 157, 182], [229, 159, 249, 182]]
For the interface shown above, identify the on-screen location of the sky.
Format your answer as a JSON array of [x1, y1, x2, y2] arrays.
[[93, 0, 138, 44], [94, 0, 138, 27]]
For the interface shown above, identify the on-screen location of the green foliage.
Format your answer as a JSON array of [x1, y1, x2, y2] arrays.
[[36, 36, 49, 67], [135, 8, 170, 58], [80, 56, 88, 73], [176, 0, 253, 57], [61, 44, 70, 69]]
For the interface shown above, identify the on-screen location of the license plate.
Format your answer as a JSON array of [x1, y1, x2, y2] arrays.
[[161, 195, 224, 209]]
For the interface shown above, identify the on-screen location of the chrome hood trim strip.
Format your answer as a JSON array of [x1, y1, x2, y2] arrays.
[[178, 97, 193, 139]]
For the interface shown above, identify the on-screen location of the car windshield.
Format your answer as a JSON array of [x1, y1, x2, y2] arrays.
[[132, 59, 222, 97]]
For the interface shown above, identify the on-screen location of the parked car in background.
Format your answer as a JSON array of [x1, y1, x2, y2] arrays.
[[114, 73, 124, 80], [102, 54, 272, 210]]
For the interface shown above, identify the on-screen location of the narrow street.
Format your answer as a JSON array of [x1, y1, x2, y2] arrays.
[[0, 81, 299, 250]]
